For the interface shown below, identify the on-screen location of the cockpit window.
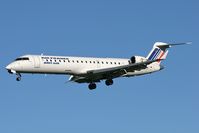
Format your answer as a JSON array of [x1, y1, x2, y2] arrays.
[[15, 57, 29, 61]]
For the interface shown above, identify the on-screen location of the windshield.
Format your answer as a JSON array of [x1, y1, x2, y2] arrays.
[[15, 57, 29, 61]]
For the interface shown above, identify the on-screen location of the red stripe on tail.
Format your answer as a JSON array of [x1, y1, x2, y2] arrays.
[[157, 51, 165, 63]]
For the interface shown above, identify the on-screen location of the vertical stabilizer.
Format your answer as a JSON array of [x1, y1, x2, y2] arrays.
[[147, 42, 190, 63]]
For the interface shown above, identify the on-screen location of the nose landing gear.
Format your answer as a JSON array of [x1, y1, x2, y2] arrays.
[[16, 73, 21, 81]]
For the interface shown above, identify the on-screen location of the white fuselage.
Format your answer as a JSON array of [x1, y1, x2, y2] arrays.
[[5, 42, 187, 89], [6, 55, 161, 77]]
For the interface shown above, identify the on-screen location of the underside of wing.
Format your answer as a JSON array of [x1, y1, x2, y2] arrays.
[[70, 59, 160, 83]]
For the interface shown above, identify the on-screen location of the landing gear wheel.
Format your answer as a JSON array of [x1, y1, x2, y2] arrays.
[[88, 83, 97, 90], [16, 73, 21, 81], [16, 76, 21, 81], [105, 79, 113, 86]]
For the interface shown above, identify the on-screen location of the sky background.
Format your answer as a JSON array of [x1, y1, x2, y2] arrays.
[[0, 0, 198, 133]]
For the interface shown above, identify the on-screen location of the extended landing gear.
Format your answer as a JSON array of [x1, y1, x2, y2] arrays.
[[16, 73, 21, 81], [88, 79, 114, 90], [105, 79, 113, 86], [88, 83, 97, 90]]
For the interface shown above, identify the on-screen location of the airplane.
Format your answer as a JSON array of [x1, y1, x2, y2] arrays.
[[6, 42, 190, 90]]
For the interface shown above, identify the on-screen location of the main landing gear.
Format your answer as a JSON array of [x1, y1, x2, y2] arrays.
[[88, 83, 97, 90], [105, 79, 113, 86], [16, 73, 22, 81], [88, 79, 114, 90]]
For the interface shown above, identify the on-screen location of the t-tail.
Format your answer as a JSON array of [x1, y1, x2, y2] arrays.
[[147, 42, 191, 64]]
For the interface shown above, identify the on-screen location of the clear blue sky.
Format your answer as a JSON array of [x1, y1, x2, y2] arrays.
[[0, 0, 198, 133]]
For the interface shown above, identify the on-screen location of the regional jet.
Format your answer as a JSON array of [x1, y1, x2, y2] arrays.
[[6, 42, 189, 90]]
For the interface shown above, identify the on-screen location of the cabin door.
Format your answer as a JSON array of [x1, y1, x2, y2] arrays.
[[33, 56, 41, 68]]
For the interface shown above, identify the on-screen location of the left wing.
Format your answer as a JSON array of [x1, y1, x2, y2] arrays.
[[70, 59, 160, 83]]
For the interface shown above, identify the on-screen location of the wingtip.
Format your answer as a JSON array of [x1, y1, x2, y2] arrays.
[[186, 42, 192, 45]]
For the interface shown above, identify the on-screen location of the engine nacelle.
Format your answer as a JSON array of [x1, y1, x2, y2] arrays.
[[130, 56, 147, 64]]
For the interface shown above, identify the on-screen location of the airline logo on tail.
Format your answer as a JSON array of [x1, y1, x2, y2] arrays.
[[148, 48, 163, 60], [148, 48, 167, 63]]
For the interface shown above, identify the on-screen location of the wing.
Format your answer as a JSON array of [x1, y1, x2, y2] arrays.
[[70, 59, 160, 83]]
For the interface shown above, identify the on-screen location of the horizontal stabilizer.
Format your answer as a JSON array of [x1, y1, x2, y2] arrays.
[[155, 42, 191, 49]]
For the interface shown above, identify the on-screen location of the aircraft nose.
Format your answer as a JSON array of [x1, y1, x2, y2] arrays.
[[6, 64, 14, 74], [6, 64, 12, 70]]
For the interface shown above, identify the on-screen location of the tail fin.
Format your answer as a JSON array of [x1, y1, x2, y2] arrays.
[[147, 42, 191, 63]]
